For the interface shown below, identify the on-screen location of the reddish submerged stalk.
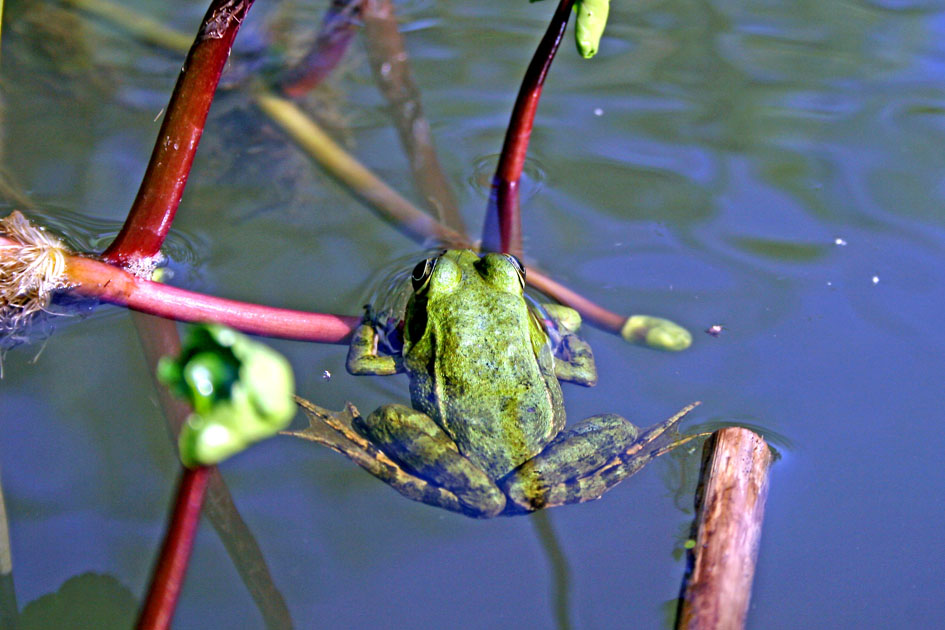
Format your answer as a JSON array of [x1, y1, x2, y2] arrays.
[[528, 268, 626, 332], [278, 0, 363, 97], [133, 313, 294, 629], [362, 0, 466, 233], [483, 0, 576, 255], [102, 0, 256, 266], [138, 466, 211, 630], [67, 250, 358, 342], [0, 233, 357, 342]]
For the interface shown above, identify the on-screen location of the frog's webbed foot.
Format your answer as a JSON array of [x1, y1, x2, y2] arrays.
[[282, 396, 444, 510], [287, 397, 469, 514], [500, 402, 700, 514]]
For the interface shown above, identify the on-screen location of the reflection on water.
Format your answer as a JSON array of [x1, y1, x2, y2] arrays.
[[530, 510, 572, 630], [468, 153, 547, 204], [2, 0, 945, 628]]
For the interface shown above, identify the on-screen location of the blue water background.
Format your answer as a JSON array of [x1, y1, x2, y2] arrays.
[[2, 0, 944, 627]]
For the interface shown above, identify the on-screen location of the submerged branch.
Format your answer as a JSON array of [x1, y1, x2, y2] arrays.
[[363, 0, 466, 233], [0, 468, 17, 630], [254, 90, 468, 247], [133, 313, 294, 629], [66, 0, 194, 52]]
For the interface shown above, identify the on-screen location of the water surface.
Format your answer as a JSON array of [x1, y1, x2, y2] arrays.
[[2, 0, 944, 627]]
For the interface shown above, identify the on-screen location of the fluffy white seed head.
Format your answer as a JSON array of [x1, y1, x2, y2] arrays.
[[0, 211, 71, 335]]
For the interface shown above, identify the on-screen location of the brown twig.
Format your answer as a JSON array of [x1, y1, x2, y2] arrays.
[[362, 0, 466, 233], [483, 0, 576, 256], [676, 428, 773, 630], [137, 465, 211, 630], [102, 0, 256, 266], [254, 90, 468, 247]]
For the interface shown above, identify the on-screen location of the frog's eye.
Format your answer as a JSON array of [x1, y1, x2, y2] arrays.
[[504, 254, 526, 288], [411, 257, 436, 292]]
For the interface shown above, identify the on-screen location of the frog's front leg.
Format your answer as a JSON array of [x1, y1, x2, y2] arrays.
[[542, 303, 597, 386], [553, 333, 597, 386], [346, 320, 403, 375], [500, 403, 697, 513], [354, 404, 507, 518]]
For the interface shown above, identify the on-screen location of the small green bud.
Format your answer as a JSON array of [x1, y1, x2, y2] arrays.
[[621, 315, 692, 351], [574, 0, 610, 59]]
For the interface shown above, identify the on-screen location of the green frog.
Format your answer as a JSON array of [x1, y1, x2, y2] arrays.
[[340, 249, 693, 518]]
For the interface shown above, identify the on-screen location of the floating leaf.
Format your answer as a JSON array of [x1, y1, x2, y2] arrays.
[[19, 573, 136, 630]]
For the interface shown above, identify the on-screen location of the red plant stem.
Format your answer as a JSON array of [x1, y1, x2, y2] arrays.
[[528, 268, 626, 332], [483, 0, 576, 256], [58, 249, 359, 342], [138, 465, 211, 630], [4, 231, 629, 342], [279, 0, 363, 97], [102, 0, 256, 266]]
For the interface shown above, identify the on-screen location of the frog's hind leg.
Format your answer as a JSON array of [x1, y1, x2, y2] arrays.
[[354, 404, 507, 518], [501, 403, 698, 513]]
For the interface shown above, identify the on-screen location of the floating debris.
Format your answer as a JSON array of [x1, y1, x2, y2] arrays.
[[834, 237, 847, 246], [705, 324, 725, 337], [322, 370, 331, 382]]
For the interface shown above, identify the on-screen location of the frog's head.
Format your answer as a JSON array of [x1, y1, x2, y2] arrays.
[[410, 249, 525, 297], [402, 249, 529, 347]]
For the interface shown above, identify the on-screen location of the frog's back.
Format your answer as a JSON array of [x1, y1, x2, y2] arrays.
[[406, 292, 564, 479]]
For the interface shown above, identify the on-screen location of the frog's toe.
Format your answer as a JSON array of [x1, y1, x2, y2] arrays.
[[463, 484, 506, 518], [621, 315, 692, 351]]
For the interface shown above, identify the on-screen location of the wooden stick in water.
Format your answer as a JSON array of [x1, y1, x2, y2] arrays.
[[676, 427, 772, 630]]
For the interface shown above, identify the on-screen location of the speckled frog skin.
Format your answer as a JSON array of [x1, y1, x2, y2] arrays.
[[345, 249, 686, 518]]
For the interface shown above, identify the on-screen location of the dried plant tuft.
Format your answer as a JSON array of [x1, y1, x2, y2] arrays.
[[1, 211, 72, 336]]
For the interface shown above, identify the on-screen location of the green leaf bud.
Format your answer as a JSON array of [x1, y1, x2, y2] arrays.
[[621, 315, 692, 351], [158, 324, 296, 467], [575, 0, 610, 59]]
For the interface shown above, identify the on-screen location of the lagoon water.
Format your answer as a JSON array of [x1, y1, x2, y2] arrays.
[[2, 0, 945, 627]]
